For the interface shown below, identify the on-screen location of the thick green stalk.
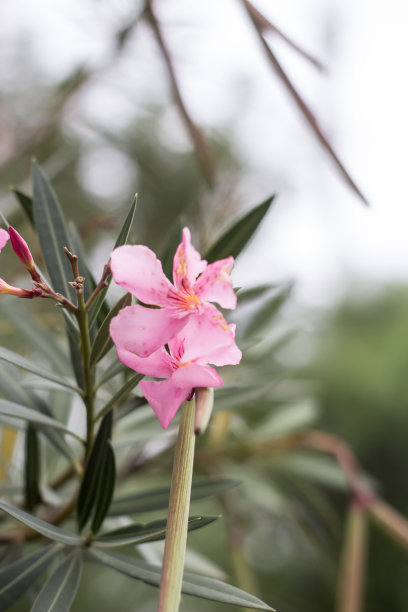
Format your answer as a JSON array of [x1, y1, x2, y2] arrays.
[[76, 281, 94, 457], [158, 401, 196, 612]]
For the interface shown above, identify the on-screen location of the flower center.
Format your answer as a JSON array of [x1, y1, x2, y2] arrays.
[[167, 287, 200, 314]]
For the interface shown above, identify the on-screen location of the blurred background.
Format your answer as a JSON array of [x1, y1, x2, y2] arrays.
[[2, 0, 408, 610]]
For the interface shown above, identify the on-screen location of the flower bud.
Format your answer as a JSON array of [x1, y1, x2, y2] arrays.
[[194, 387, 214, 435], [8, 226, 41, 282], [0, 278, 40, 299]]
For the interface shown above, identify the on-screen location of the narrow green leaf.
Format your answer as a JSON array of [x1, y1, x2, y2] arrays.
[[95, 372, 144, 421], [24, 424, 41, 511], [91, 442, 116, 534], [12, 188, 34, 226], [94, 516, 217, 548], [205, 195, 275, 262], [88, 549, 274, 610], [0, 301, 70, 375], [0, 544, 61, 610], [0, 362, 77, 464], [236, 283, 281, 305], [61, 310, 85, 389], [0, 398, 84, 443], [32, 162, 75, 299], [0, 347, 81, 393], [0, 500, 83, 545], [244, 283, 292, 338], [109, 478, 240, 516], [77, 413, 115, 531], [89, 195, 137, 328], [95, 361, 125, 387], [31, 549, 83, 612], [90, 293, 131, 366]]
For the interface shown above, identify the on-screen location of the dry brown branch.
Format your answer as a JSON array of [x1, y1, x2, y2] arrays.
[[144, 0, 216, 189], [241, 0, 368, 206]]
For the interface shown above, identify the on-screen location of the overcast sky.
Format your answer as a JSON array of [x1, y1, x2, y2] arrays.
[[2, 0, 408, 308]]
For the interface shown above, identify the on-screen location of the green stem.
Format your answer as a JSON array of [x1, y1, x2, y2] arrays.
[[158, 401, 196, 612], [76, 283, 94, 457]]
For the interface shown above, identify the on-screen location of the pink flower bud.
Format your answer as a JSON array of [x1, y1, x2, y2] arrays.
[[194, 387, 214, 435], [8, 226, 41, 282], [0, 278, 39, 299]]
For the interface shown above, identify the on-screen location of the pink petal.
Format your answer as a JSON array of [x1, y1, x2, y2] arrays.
[[173, 227, 206, 290], [115, 345, 173, 378], [111, 245, 173, 306], [0, 229, 9, 252], [173, 304, 236, 363], [194, 257, 236, 309], [140, 379, 191, 429], [110, 304, 186, 357], [171, 364, 223, 389]]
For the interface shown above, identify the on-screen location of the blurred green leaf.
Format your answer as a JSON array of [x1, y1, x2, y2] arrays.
[[160, 217, 184, 279], [244, 283, 293, 339], [12, 188, 34, 226], [0, 362, 77, 465], [77, 412, 115, 532], [96, 361, 125, 387], [237, 283, 280, 305], [24, 424, 41, 511], [109, 478, 240, 516], [61, 309, 85, 389], [0, 544, 61, 610], [68, 221, 97, 304], [89, 195, 137, 328], [96, 372, 144, 421], [0, 302, 70, 375], [205, 195, 275, 262], [90, 293, 132, 367], [91, 442, 116, 534], [32, 162, 75, 299], [251, 399, 319, 441], [94, 516, 218, 548], [88, 549, 274, 609], [0, 346, 80, 393], [31, 549, 83, 612], [0, 500, 82, 545], [0, 398, 84, 443], [276, 452, 349, 490]]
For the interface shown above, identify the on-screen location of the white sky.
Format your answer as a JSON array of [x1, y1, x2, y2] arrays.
[[2, 0, 408, 307]]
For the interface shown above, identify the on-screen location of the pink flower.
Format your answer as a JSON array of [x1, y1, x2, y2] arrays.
[[0, 229, 9, 252], [110, 228, 238, 357], [115, 315, 241, 428]]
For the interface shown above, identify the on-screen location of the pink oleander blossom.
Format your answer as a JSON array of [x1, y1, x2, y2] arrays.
[[110, 227, 238, 357], [8, 226, 41, 282], [115, 315, 241, 429]]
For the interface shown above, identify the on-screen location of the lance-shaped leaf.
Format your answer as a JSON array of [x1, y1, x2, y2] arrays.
[[0, 362, 78, 465], [0, 301, 70, 375], [89, 195, 137, 328], [0, 399, 84, 443], [109, 478, 240, 516], [31, 549, 83, 612], [0, 347, 81, 393], [12, 188, 34, 226], [33, 163, 76, 299], [24, 424, 41, 511], [0, 544, 61, 610], [88, 549, 274, 610], [95, 372, 144, 421], [205, 195, 275, 262], [0, 500, 82, 545], [244, 283, 293, 338], [94, 516, 217, 548], [90, 293, 132, 366], [77, 412, 116, 532]]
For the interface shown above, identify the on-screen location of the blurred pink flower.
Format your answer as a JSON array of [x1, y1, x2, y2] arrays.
[[0, 229, 9, 251], [110, 227, 237, 357], [115, 315, 241, 428]]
